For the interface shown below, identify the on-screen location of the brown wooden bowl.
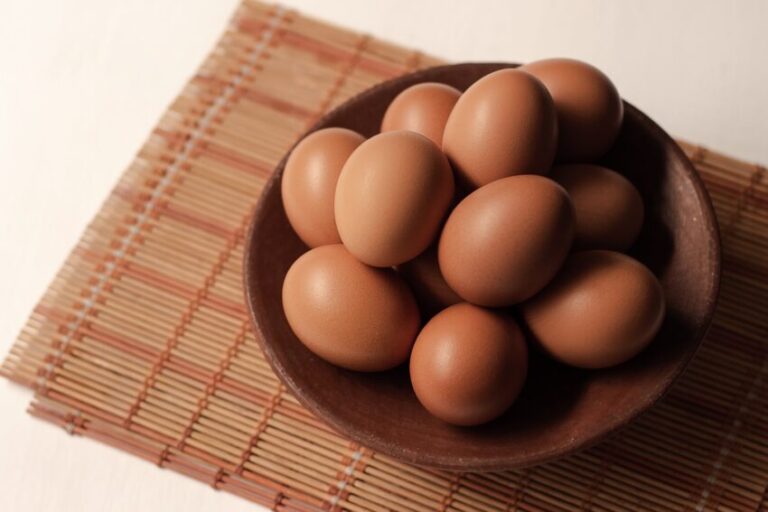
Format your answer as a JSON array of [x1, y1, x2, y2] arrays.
[[244, 63, 721, 471]]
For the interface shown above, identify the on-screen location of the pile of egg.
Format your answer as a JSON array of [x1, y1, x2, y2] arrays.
[[280, 59, 665, 426]]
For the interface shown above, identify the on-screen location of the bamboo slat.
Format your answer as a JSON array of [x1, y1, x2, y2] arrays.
[[3, 1, 766, 510]]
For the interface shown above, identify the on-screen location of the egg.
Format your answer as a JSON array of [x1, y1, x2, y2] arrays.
[[398, 244, 461, 317], [442, 69, 557, 188], [521, 58, 623, 162], [282, 244, 420, 371], [335, 131, 455, 267], [551, 164, 644, 251], [521, 250, 665, 369], [381, 82, 461, 146], [438, 175, 575, 306], [281, 127, 365, 247], [410, 303, 528, 426]]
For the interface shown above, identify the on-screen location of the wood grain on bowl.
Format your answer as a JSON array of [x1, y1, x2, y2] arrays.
[[243, 63, 721, 471]]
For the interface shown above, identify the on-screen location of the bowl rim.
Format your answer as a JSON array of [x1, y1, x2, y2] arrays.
[[243, 62, 722, 471]]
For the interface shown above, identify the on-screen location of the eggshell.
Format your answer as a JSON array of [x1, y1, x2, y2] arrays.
[[410, 303, 528, 426], [397, 244, 461, 318], [521, 58, 623, 162], [335, 131, 455, 267], [551, 164, 644, 251], [442, 69, 557, 188], [281, 127, 365, 247], [521, 250, 665, 369], [282, 244, 420, 371], [381, 82, 461, 146], [438, 175, 575, 306]]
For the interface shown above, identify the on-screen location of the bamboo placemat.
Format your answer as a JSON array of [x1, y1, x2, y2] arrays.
[[3, 1, 767, 510]]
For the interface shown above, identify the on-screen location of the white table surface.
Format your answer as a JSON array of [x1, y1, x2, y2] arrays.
[[1, 1, 766, 510]]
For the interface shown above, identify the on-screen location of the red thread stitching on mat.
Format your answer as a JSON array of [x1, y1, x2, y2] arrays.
[[757, 482, 768, 511], [64, 410, 82, 435], [211, 468, 226, 490], [120, 5, 285, 433], [236, 18, 401, 78], [439, 473, 462, 512], [307, 33, 370, 127], [722, 164, 765, 240], [580, 453, 612, 509], [272, 491, 285, 511], [688, 144, 707, 165], [176, 319, 250, 452], [405, 49, 423, 72], [157, 445, 171, 467], [161, 5, 298, 458], [505, 469, 529, 511], [234, 385, 284, 476]]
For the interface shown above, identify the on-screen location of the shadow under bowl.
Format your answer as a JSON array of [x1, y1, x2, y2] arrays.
[[243, 63, 721, 471]]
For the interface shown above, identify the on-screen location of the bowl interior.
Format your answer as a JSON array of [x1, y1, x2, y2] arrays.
[[244, 63, 720, 471]]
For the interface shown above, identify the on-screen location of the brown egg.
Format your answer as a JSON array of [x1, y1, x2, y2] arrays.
[[282, 244, 420, 371], [521, 250, 665, 369], [442, 69, 557, 188], [281, 128, 365, 247], [439, 175, 575, 306], [410, 303, 528, 426], [521, 58, 623, 162], [335, 131, 455, 267], [551, 164, 644, 251], [381, 82, 461, 146], [398, 244, 462, 317]]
